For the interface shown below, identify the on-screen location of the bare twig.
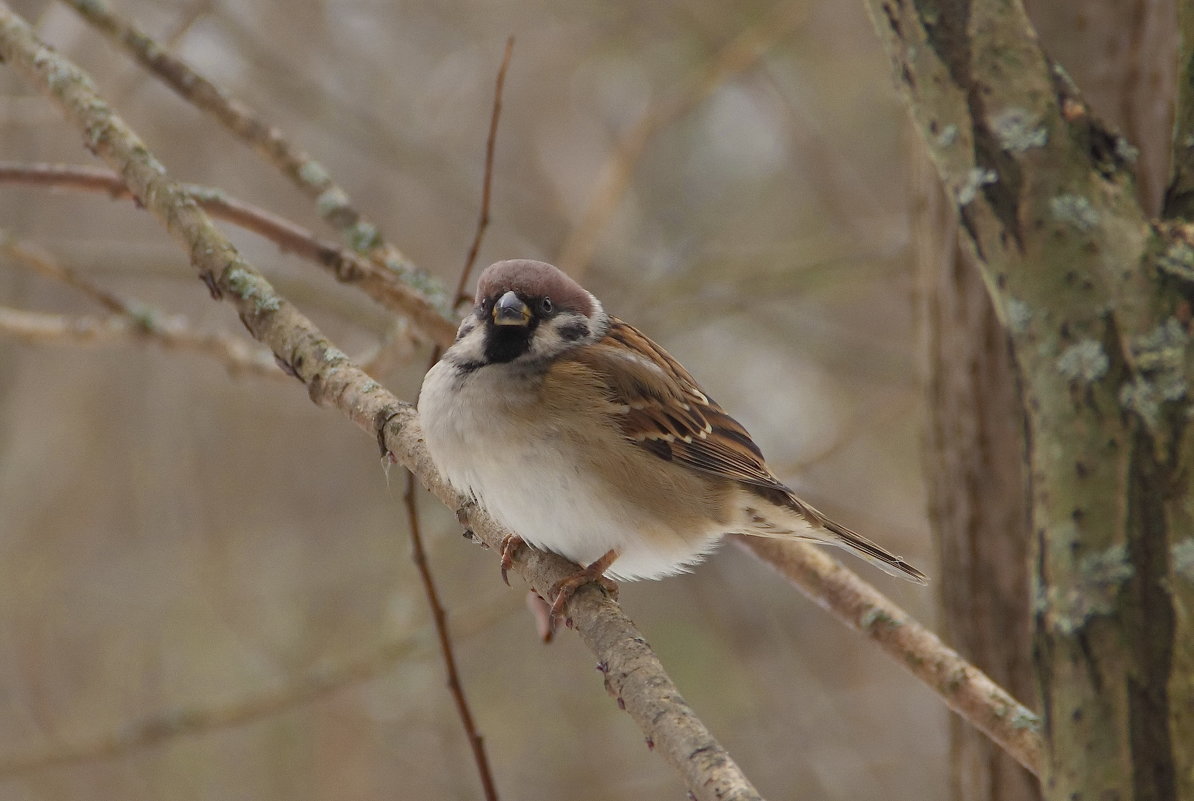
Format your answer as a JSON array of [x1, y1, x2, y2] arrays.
[[733, 535, 1043, 777], [58, 0, 456, 328], [455, 36, 514, 307], [555, 1, 806, 278], [0, 305, 281, 376], [0, 234, 281, 374], [0, 10, 763, 799], [403, 480, 500, 801], [2, 233, 128, 312], [0, 161, 457, 345]]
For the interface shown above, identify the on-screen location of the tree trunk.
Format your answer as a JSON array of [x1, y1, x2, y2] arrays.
[[866, 0, 1194, 798], [916, 154, 1039, 801], [918, 4, 1179, 800]]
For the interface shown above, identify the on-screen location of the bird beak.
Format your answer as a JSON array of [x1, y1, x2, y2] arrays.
[[492, 290, 531, 326]]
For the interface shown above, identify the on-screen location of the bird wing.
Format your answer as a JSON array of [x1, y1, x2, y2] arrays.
[[569, 318, 791, 494], [565, 318, 928, 585]]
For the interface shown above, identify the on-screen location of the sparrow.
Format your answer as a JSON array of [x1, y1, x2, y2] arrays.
[[418, 259, 926, 616]]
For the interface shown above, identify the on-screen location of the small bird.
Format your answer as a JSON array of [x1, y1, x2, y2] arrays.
[[418, 259, 925, 616]]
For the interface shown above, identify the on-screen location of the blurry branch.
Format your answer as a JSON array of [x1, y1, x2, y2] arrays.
[[157, 0, 214, 47], [105, 0, 214, 105], [0, 606, 504, 777], [4, 232, 130, 312], [0, 10, 762, 800], [0, 161, 455, 347], [397, 42, 515, 801], [0, 234, 280, 375], [0, 305, 281, 375], [403, 485, 500, 801], [58, 0, 458, 340], [555, 1, 806, 278], [734, 536, 1043, 777]]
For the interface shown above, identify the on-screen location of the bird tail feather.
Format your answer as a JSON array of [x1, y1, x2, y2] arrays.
[[742, 493, 928, 584]]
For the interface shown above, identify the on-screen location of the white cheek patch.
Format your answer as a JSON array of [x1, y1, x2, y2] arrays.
[[447, 321, 488, 364], [455, 317, 477, 341]]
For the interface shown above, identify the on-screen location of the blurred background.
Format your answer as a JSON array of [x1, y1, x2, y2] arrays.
[[0, 0, 941, 798]]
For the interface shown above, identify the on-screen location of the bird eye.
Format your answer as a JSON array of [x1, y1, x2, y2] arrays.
[[539, 297, 554, 316], [476, 297, 492, 318]]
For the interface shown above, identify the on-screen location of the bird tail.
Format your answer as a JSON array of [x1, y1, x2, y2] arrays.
[[742, 491, 928, 584]]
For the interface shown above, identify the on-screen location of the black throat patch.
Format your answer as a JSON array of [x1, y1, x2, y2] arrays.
[[483, 319, 538, 363]]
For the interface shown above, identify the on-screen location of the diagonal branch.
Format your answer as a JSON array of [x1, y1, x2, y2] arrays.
[[0, 161, 457, 345], [0, 8, 762, 800], [734, 536, 1042, 776]]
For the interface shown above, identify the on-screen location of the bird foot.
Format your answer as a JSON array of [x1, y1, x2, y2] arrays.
[[549, 549, 620, 623], [499, 534, 525, 586]]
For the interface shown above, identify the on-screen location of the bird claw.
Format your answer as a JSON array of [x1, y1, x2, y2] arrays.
[[548, 549, 620, 620], [499, 534, 525, 586]]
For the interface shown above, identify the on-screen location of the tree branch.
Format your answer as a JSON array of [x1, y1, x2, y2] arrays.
[[403, 478, 499, 801], [0, 161, 457, 345], [733, 535, 1042, 776], [57, 0, 456, 329], [0, 304, 282, 375], [0, 8, 762, 799], [455, 36, 514, 307]]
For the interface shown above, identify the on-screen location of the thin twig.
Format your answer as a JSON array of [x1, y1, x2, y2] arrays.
[[0, 305, 282, 376], [58, 0, 456, 325], [0, 161, 457, 346], [2, 234, 128, 312], [555, 1, 806, 278], [0, 11, 763, 799], [396, 42, 515, 801], [455, 36, 514, 307], [402, 480, 500, 801], [732, 535, 1044, 777], [0, 234, 281, 374]]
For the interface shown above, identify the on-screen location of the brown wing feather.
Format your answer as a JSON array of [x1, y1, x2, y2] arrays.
[[571, 318, 789, 493]]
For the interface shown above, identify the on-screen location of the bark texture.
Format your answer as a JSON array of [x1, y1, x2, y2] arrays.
[[915, 6, 1179, 800]]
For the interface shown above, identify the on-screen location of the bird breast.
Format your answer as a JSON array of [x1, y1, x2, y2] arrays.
[[417, 358, 731, 580]]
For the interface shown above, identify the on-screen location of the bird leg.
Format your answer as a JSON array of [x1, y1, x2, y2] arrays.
[[499, 534, 525, 586], [549, 549, 620, 622]]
